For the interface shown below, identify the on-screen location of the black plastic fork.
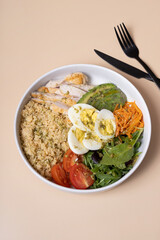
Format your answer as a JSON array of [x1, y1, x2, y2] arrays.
[[114, 23, 160, 89]]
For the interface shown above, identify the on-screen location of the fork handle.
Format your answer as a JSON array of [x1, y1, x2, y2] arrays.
[[136, 56, 160, 89]]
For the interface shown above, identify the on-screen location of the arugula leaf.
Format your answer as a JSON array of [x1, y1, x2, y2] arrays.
[[100, 129, 143, 169], [83, 151, 95, 169], [83, 129, 143, 189], [84, 152, 132, 188], [96, 172, 120, 181], [130, 129, 143, 146]]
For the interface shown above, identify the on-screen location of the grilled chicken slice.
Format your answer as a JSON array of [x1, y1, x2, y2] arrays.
[[31, 92, 77, 107], [38, 87, 60, 94], [33, 73, 92, 114], [50, 101, 69, 114], [59, 85, 87, 98], [67, 84, 94, 92], [37, 86, 49, 93], [32, 98, 69, 114], [38, 84, 94, 100], [45, 72, 88, 88], [64, 72, 88, 85], [45, 79, 65, 88]]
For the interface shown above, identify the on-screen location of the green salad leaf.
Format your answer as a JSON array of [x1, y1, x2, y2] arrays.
[[100, 129, 143, 169], [101, 143, 134, 169], [84, 151, 133, 188], [83, 129, 143, 189]]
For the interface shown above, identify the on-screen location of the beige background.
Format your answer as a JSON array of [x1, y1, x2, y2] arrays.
[[1, 0, 160, 240]]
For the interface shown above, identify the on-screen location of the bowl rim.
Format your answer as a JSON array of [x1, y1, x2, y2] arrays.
[[14, 63, 151, 193]]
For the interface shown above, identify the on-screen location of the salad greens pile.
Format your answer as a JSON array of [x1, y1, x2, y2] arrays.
[[83, 129, 143, 189]]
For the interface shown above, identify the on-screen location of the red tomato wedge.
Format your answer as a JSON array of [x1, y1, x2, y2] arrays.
[[63, 149, 82, 173], [69, 163, 94, 189], [51, 163, 70, 188]]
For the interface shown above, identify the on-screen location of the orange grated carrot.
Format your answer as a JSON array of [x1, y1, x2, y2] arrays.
[[113, 101, 144, 138]]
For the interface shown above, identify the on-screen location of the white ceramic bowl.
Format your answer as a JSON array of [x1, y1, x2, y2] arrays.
[[14, 64, 151, 193]]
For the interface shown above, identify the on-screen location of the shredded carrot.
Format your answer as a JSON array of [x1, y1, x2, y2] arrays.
[[113, 101, 144, 138], [113, 104, 119, 112], [118, 135, 122, 142]]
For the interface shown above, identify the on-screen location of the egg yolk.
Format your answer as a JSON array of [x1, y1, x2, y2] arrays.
[[73, 128, 85, 143], [80, 109, 97, 131], [85, 132, 101, 142], [99, 119, 114, 136]]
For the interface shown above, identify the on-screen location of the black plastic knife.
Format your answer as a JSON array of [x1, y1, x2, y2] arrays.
[[94, 49, 157, 82]]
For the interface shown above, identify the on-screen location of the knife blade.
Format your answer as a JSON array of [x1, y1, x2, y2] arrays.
[[94, 49, 156, 82]]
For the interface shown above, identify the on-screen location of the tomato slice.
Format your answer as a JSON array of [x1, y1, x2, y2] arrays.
[[63, 149, 81, 173], [69, 163, 94, 189], [51, 163, 70, 187]]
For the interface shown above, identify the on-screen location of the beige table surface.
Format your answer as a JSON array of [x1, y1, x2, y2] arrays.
[[1, 0, 160, 240]]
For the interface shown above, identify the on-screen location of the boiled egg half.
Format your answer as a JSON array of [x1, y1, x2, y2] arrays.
[[95, 109, 116, 140], [68, 103, 116, 154], [68, 103, 98, 132]]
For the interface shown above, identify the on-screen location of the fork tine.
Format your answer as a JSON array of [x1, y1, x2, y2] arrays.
[[117, 25, 128, 48], [114, 27, 125, 51], [120, 24, 130, 46], [122, 23, 135, 45]]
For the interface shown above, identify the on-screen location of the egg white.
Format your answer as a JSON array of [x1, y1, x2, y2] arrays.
[[68, 126, 89, 154], [83, 132, 102, 150]]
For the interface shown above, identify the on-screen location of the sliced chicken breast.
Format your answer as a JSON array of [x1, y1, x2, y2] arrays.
[[59, 85, 86, 98], [67, 84, 94, 92], [31, 92, 77, 107], [32, 98, 69, 114], [64, 72, 88, 85], [45, 79, 65, 88], [45, 72, 88, 88]]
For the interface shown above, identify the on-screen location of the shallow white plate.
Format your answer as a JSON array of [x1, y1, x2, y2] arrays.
[[14, 64, 151, 193]]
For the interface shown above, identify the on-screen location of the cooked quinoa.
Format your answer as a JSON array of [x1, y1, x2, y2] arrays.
[[20, 100, 72, 180]]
